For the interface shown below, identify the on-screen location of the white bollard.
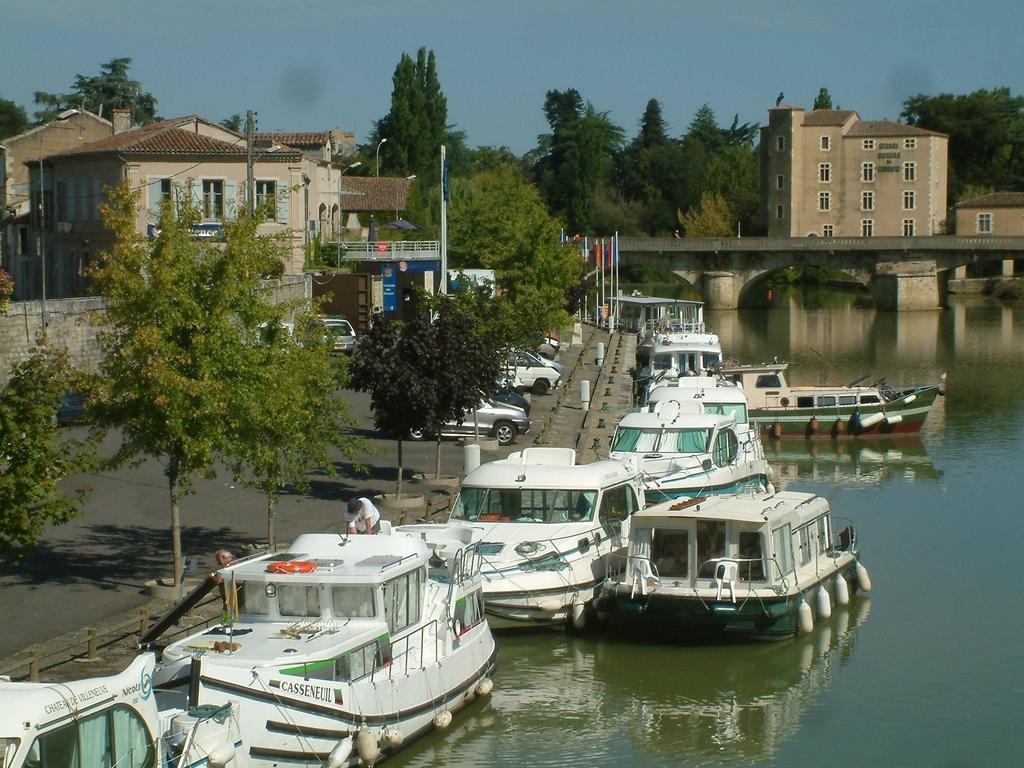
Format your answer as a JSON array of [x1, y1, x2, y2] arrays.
[[581, 380, 591, 411], [463, 443, 481, 475], [596, 342, 605, 367]]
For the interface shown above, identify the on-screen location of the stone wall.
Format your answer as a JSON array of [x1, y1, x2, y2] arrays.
[[0, 275, 309, 385]]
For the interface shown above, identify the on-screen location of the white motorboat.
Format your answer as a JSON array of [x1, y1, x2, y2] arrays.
[[614, 376, 773, 499], [0, 653, 247, 768], [449, 447, 644, 629], [599, 490, 870, 640], [157, 523, 496, 767], [638, 303, 722, 398]]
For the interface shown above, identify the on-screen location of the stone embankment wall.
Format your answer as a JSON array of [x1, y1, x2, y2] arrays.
[[0, 276, 309, 385]]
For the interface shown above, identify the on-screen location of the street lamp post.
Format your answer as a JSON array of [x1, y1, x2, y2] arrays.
[[337, 161, 361, 267], [375, 138, 388, 177]]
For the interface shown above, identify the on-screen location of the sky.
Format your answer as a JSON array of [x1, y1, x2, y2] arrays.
[[2, 0, 1023, 155]]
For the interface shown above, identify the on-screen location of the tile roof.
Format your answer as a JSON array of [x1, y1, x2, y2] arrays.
[[845, 120, 946, 138], [956, 192, 1024, 209], [339, 177, 413, 212], [802, 109, 858, 126], [256, 131, 329, 149]]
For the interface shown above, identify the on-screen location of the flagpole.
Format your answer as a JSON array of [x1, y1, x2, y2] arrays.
[[440, 144, 448, 295], [614, 231, 620, 331]]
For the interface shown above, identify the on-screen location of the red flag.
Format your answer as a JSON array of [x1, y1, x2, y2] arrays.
[[595, 242, 603, 269]]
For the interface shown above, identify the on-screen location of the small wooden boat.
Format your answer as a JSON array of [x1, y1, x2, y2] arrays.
[[597, 490, 869, 640], [721, 361, 941, 438]]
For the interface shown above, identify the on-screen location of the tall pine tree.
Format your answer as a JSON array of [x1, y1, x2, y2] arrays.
[[374, 48, 448, 178]]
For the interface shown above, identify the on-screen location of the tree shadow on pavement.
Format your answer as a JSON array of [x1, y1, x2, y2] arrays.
[[1, 525, 256, 591]]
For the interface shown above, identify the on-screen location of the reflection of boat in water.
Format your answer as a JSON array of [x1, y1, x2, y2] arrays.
[[767, 436, 942, 489], [611, 598, 872, 764]]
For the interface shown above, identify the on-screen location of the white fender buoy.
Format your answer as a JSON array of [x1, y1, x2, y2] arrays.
[[885, 413, 903, 426], [902, 393, 917, 405], [476, 677, 494, 696], [859, 412, 885, 430], [798, 600, 814, 634], [816, 585, 832, 619], [835, 574, 850, 605], [572, 602, 586, 630], [855, 562, 872, 593], [432, 711, 453, 730], [356, 727, 379, 766], [381, 726, 405, 749], [327, 737, 354, 768], [538, 598, 562, 613], [207, 743, 236, 768]]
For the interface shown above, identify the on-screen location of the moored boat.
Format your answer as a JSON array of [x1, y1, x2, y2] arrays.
[[721, 361, 941, 438], [449, 447, 643, 629], [157, 524, 495, 767], [598, 490, 869, 640]]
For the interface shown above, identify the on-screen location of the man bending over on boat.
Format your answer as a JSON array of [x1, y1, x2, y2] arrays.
[[347, 497, 382, 534]]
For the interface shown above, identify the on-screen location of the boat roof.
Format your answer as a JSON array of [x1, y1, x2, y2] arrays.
[[721, 361, 790, 374], [652, 333, 721, 353], [617, 411, 731, 430], [648, 382, 748, 404], [462, 457, 636, 490], [616, 296, 704, 308], [0, 654, 155, 733], [633, 490, 827, 524]]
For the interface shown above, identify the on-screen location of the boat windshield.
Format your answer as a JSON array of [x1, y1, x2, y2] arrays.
[[613, 427, 711, 453], [703, 402, 747, 424], [453, 487, 598, 523]]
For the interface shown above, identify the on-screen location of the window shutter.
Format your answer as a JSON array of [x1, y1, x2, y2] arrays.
[[276, 180, 290, 224], [147, 178, 162, 216], [191, 179, 203, 216], [92, 177, 102, 221], [224, 180, 238, 221]]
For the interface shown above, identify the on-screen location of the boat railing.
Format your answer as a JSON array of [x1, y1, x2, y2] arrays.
[[375, 618, 443, 681], [445, 542, 484, 608], [828, 517, 858, 555]]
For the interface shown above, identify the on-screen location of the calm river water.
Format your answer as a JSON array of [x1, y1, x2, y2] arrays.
[[397, 295, 1024, 767]]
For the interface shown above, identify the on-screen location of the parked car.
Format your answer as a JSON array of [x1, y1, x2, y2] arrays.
[[57, 392, 87, 426], [407, 399, 531, 446], [491, 385, 531, 416], [319, 316, 357, 354], [507, 349, 562, 395]]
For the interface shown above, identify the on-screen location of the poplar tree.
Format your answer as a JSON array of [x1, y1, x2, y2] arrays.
[[375, 48, 448, 178]]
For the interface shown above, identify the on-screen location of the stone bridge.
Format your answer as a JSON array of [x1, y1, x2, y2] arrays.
[[618, 236, 1024, 310]]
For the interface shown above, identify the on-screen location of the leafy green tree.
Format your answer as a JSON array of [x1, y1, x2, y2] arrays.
[[813, 87, 833, 110], [88, 183, 288, 589], [374, 48, 448, 179], [349, 310, 436, 499], [225, 313, 365, 548], [220, 114, 242, 132], [34, 58, 157, 125], [704, 145, 761, 235], [902, 88, 1024, 202], [679, 191, 735, 237], [0, 344, 95, 558], [0, 98, 29, 139]]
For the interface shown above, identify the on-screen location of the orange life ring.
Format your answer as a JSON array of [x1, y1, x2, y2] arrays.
[[266, 560, 317, 574]]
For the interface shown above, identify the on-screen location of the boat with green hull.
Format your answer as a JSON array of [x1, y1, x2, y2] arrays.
[[598, 491, 870, 640], [721, 362, 941, 438]]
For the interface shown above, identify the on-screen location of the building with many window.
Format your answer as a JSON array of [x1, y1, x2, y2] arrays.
[[761, 106, 948, 238]]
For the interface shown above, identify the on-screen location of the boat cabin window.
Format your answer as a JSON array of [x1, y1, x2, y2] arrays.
[[331, 585, 377, 618], [453, 589, 486, 635], [797, 525, 813, 565], [796, 396, 815, 408], [336, 636, 391, 682], [652, 353, 673, 372], [25, 706, 155, 768], [712, 430, 739, 466], [860, 394, 880, 404], [384, 568, 424, 634], [704, 402, 747, 424], [772, 524, 794, 576], [652, 530, 689, 579], [755, 374, 782, 388], [703, 353, 720, 370], [452, 487, 598, 523], [738, 531, 765, 581], [278, 585, 321, 617], [612, 427, 658, 452], [238, 581, 269, 615], [816, 515, 830, 552], [817, 395, 837, 407], [665, 428, 712, 453], [598, 484, 639, 531], [696, 520, 726, 578], [838, 395, 857, 406]]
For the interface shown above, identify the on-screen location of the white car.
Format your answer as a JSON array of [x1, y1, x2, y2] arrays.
[[320, 316, 357, 354], [508, 349, 562, 395]]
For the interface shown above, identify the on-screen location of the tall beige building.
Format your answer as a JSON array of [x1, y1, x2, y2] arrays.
[[761, 107, 948, 237]]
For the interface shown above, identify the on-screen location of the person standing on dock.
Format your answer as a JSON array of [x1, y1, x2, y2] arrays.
[[346, 497, 382, 534]]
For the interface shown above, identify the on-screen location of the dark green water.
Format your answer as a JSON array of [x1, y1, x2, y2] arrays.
[[397, 295, 1024, 767]]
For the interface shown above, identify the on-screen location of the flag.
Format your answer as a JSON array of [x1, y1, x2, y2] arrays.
[[595, 241, 603, 269]]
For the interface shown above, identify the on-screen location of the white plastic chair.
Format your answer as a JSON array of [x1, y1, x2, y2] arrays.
[[630, 557, 660, 599], [714, 559, 739, 603]]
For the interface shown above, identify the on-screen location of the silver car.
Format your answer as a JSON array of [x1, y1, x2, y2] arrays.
[[320, 316, 357, 354], [408, 399, 531, 446]]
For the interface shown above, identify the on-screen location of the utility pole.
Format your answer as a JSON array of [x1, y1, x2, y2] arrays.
[[245, 110, 255, 215]]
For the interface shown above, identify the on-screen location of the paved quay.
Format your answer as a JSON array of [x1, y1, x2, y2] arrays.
[[0, 323, 636, 682]]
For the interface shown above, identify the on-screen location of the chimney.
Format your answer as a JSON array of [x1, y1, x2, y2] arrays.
[[112, 109, 131, 134]]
